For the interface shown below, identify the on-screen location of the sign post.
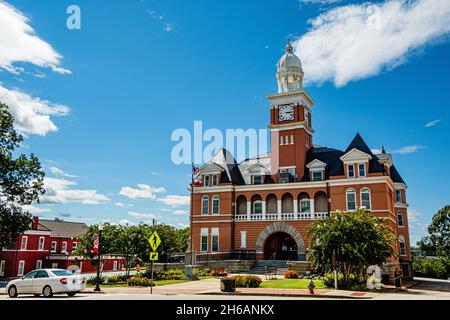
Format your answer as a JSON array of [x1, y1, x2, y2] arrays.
[[148, 220, 161, 294]]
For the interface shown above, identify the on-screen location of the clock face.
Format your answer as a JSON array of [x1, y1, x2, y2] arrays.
[[279, 104, 294, 122]]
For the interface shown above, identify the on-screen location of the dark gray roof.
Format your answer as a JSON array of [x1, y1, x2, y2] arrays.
[[302, 147, 344, 181], [390, 165, 405, 184], [39, 220, 87, 238]]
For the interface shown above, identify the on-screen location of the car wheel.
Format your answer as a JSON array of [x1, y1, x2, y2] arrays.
[[8, 286, 18, 298], [67, 292, 76, 297], [42, 285, 53, 298], [34, 294, 40, 297]]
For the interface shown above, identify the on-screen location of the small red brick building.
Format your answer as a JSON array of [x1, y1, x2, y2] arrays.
[[0, 217, 123, 278], [190, 42, 412, 279]]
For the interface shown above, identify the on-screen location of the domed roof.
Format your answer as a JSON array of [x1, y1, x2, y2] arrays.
[[277, 41, 302, 70]]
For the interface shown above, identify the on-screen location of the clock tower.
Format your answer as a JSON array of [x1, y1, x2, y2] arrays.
[[268, 41, 314, 183]]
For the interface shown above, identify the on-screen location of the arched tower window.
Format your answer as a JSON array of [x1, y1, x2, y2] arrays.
[[201, 196, 209, 215]]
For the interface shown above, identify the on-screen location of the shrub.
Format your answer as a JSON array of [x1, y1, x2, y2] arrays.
[[413, 257, 449, 279], [224, 275, 262, 288], [209, 268, 226, 277], [284, 270, 299, 279], [87, 276, 105, 285], [155, 269, 184, 280], [323, 272, 366, 290], [195, 268, 209, 277], [127, 276, 154, 287], [105, 275, 131, 283]]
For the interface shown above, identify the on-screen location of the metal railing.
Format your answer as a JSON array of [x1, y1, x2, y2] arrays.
[[196, 250, 256, 262], [234, 212, 330, 222]]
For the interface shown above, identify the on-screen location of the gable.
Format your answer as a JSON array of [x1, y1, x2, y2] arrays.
[[200, 162, 224, 174], [306, 159, 327, 170], [340, 148, 372, 163]]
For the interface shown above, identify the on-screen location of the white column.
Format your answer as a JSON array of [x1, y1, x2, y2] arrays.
[[310, 199, 315, 219], [293, 200, 298, 219], [277, 200, 282, 220], [262, 201, 266, 220], [247, 202, 251, 221]]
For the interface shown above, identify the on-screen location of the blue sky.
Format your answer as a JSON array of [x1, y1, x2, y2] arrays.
[[0, 0, 449, 245]]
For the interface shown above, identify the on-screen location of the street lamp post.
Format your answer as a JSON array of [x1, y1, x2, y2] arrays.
[[94, 224, 104, 292]]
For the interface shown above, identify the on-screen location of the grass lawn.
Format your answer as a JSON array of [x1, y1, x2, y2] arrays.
[[260, 278, 327, 289]]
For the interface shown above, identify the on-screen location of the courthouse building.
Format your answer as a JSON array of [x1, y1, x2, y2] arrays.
[[190, 42, 412, 277]]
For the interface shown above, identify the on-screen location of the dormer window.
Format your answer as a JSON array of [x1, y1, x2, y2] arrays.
[[252, 175, 263, 185], [348, 165, 355, 178], [204, 175, 210, 187], [311, 171, 324, 181], [212, 175, 218, 186], [358, 163, 366, 177]]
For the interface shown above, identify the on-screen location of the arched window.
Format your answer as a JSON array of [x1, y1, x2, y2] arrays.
[[360, 188, 371, 210], [300, 199, 311, 213], [236, 195, 247, 214], [281, 193, 294, 213], [397, 212, 404, 227], [266, 194, 277, 214], [346, 189, 356, 211], [212, 195, 220, 215], [201, 196, 209, 215]]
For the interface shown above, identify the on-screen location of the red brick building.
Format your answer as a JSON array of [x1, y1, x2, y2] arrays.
[[0, 217, 123, 278], [190, 42, 412, 278]]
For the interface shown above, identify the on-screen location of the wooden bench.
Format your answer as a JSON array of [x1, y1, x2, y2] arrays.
[[265, 267, 277, 280]]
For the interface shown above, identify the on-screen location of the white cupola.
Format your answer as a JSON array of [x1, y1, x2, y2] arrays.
[[276, 41, 304, 93]]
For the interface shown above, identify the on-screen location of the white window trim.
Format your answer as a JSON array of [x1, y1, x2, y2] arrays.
[[395, 189, 402, 203], [17, 260, 25, 276], [51, 263, 58, 269], [0, 260, 5, 277], [204, 175, 211, 187], [240, 231, 247, 249], [212, 175, 218, 186], [113, 261, 118, 271], [358, 163, 367, 177], [200, 235, 208, 253], [347, 165, 355, 179], [346, 189, 357, 211], [72, 242, 78, 251], [399, 236, 406, 256], [21, 236, 28, 251], [211, 235, 219, 252], [212, 195, 220, 215], [201, 196, 209, 215], [360, 188, 372, 210], [311, 170, 324, 181], [51, 241, 57, 253], [38, 236, 45, 251], [252, 175, 263, 184], [300, 199, 311, 213], [397, 212, 404, 227], [36, 260, 42, 269], [61, 241, 67, 253], [253, 200, 263, 214]]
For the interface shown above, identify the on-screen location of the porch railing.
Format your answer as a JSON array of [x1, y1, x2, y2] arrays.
[[234, 212, 330, 222], [196, 250, 256, 262]]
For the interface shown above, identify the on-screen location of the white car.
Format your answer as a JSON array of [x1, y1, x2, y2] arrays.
[[7, 269, 86, 298]]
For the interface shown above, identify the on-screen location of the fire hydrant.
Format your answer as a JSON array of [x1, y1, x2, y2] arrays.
[[308, 279, 315, 294]]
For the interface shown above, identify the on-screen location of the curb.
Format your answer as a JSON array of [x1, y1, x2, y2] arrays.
[[198, 291, 374, 299]]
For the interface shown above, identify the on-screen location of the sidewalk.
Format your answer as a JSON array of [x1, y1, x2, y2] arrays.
[[199, 287, 375, 299]]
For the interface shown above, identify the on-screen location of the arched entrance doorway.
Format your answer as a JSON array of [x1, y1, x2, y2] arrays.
[[263, 232, 297, 260]]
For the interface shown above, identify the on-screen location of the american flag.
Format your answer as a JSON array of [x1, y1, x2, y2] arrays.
[[192, 166, 201, 175]]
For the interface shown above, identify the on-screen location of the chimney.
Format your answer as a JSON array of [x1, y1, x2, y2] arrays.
[[32, 216, 39, 230]]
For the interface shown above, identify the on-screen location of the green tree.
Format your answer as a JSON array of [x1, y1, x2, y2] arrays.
[[0, 103, 45, 249], [307, 208, 397, 288], [176, 227, 190, 253], [425, 205, 450, 257]]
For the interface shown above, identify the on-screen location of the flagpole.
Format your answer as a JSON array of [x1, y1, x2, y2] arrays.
[[190, 161, 194, 270]]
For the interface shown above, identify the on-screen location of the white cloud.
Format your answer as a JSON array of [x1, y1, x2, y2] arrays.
[[22, 204, 49, 215], [40, 177, 110, 205], [119, 219, 135, 225], [128, 211, 157, 219], [49, 166, 78, 178], [425, 119, 442, 128], [161, 208, 188, 215], [0, 1, 70, 74], [300, 0, 343, 5], [0, 85, 70, 135], [157, 195, 190, 207], [407, 208, 429, 245], [119, 184, 166, 200], [295, 0, 450, 87], [114, 202, 126, 207], [392, 145, 426, 154]]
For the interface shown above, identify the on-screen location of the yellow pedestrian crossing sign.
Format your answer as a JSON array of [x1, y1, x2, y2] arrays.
[[148, 231, 161, 252], [149, 252, 158, 261]]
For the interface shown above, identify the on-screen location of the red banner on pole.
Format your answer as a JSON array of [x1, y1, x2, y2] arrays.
[[93, 235, 99, 254]]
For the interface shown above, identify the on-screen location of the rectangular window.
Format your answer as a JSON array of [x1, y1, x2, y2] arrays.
[[202, 197, 209, 215], [201, 236, 208, 252], [300, 200, 311, 213], [211, 235, 219, 252], [399, 237, 406, 256], [72, 242, 78, 252], [113, 261, 118, 271], [212, 197, 220, 215], [51, 241, 57, 253], [280, 136, 284, 145], [347, 191, 356, 211], [36, 260, 42, 269], [212, 175, 218, 186], [395, 189, 402, 203], [38, 237, 45, 251], [359, 164, 366, 177], [397, 212, 404, 227], [61, 242, 67, 253], [21, 236, 28, 250], [240, 231, 247, 249], [285, 136, 290, 145], [348, 165, 355, 178], [52, 263, 58, 269], [17, 260, 25, 276], [0, 260, 5, 277], [204, 175, 210, 187], [290, 135, 294, 144], [312, 171, 323, 181], [252, 175, 263, 184], [253, 202, 263, 214]]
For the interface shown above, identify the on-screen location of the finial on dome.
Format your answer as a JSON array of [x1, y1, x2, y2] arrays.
[[381, 146, 386, 154], [286, 40, 293, 53]]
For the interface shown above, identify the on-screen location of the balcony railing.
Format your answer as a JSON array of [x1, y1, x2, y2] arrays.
[[196, 250, 256, 262], [234, 212, 330, 222]]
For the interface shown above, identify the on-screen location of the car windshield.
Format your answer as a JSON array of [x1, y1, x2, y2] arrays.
[[51, 270, 74, 276]]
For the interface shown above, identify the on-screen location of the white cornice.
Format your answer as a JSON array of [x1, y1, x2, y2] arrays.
[[270, 122, 315, 135]]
